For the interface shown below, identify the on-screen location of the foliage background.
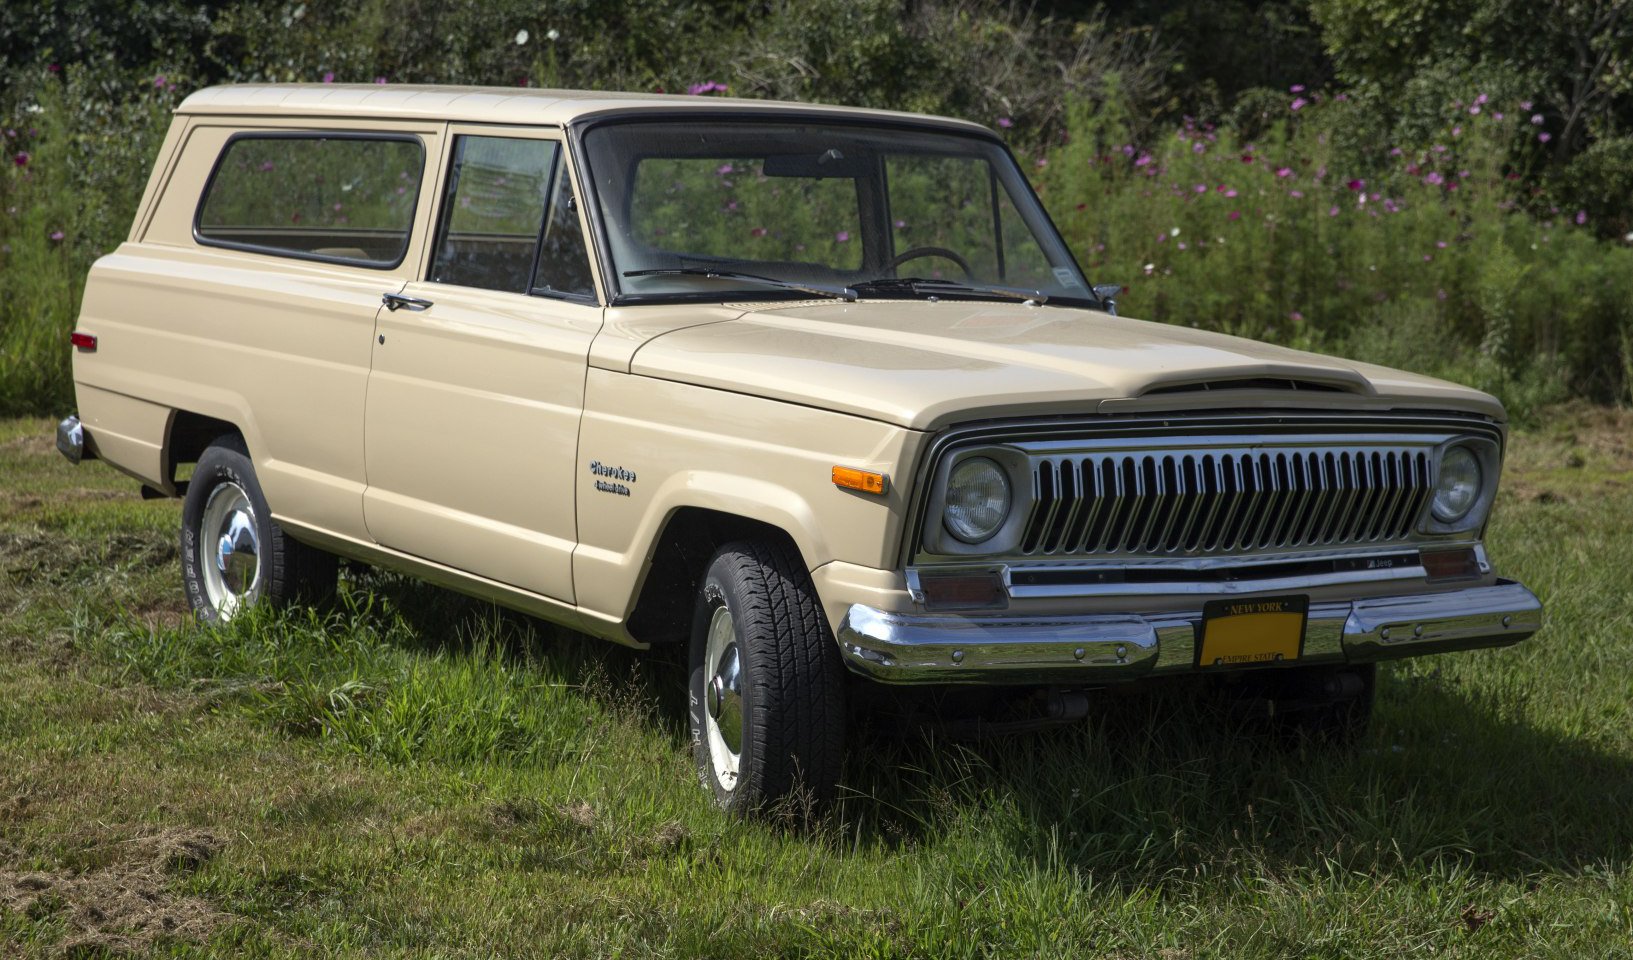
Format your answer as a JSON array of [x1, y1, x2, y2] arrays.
[[4, 0, 1632, 417]]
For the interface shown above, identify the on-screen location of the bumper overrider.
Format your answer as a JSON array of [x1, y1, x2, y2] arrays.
[[836, 579, 1541, 684]]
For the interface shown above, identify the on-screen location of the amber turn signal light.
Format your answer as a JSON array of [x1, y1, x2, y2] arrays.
[[832, 466, 888, 495]]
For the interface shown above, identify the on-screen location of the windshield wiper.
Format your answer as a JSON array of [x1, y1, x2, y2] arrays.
[[850, 277, 1048, 304], [623, 268, 857, 302]]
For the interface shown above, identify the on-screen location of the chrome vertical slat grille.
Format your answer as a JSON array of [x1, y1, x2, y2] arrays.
[[1017, 445, 1433, 558]]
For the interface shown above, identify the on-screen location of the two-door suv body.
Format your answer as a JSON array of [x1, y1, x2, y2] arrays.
[[60, 85, 1541, 811]]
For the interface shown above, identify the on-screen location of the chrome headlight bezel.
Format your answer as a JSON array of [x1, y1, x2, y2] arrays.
[[921, 446, 1031, 556], [1418, 438, 1501, 536]]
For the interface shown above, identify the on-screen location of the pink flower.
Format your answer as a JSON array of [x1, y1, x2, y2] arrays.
[[322, 72, 335, 83], [154, 75, 169, 89], [1424, 171, 1445, 186], [1275, 167, 1292, 178], [1346, 179, 1365, 191], [1539, 132, 1552, 143], [1336, 93, 1349, 102], [332, 202, 343, 211], [894, 219, 906, 228], [1193, 183, 1206, 193], [1389, 147, 1403, 157], [715, 163, 733, 175], [1035, 157, 1047, 169], [47, 63, 60, 74], [1493, 112, 1504, 120], [1240, 154, 1254, 164], [1436, 241, 1448, 248], [1134, 153, 1153, 167], [687, 81, 728, 95], [1452, 126, 1462, 137], [1423, 254, 1433, 261], [835, 230, 849, 242], [997, 117, 1013, 128], [1432, 144, 1448, 153], [1192, 141, 1205, 154], [1575, 210, 1588, 225], [12, 152, 27, 167], [1288, 311, 1304, 322], [1328, 205, 1340, 217], [1290, 190, 1304, 198], [49, 230, 64, 241], [1177, 241, 1188, 250], [1530, 114, 1544, 125], [1468, 105, 1481, 115], [1291, 98, 1308, 111], [1384, 199, 1399, 213], [259, 161, 274, 171], [1224, 188, 1237, 198], [373, 76, 387, 84], [1290, 84, 1306, 93], [1227, 210, 1241, 221], [1521, 100, 1533, 111], [1476, 93, 1489, 104]]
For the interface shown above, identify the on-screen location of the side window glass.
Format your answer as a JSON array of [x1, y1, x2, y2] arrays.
[[196, 135, 422, 266], [532, 157, 596, 298], [431, 136, 556, 293]]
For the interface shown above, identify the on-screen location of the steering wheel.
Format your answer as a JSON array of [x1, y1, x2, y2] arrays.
[[885, 245, 974, 278]]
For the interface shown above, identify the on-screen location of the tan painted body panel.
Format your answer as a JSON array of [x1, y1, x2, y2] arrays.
[[69, 85, 1513, 654], [572, 367, 923, 637], [627, 299, 1506, 430]]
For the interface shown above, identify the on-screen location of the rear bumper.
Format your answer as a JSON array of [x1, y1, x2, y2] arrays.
[[56, 415, 92, 464], [836, 579, 1541, 684]]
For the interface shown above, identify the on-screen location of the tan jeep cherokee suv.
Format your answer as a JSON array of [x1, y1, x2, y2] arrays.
[[59, 84, 1541, 812]]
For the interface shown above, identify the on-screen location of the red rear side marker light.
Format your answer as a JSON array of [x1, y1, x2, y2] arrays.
[[70, 332, 97, 351]]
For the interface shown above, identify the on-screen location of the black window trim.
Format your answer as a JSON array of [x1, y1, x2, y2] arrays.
[[192, 130, 426, 270]]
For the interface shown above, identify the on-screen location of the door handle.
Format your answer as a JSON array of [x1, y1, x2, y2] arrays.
[[382, 292, 434, 312]]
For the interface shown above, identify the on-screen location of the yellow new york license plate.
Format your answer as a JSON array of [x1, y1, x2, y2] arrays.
[[1197, 596, 1309, 668]]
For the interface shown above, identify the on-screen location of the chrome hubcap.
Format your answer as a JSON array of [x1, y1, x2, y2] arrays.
[[200, 481, 259, 619], [704, 604, 744, 789]]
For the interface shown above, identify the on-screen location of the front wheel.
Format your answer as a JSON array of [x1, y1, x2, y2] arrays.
[[688, 539, 847, 815], [180, 434, 336, 624]]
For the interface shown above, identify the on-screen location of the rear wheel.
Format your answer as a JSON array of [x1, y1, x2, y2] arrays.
[[688, 539, 847, 815], [180, 435, 336, 623]]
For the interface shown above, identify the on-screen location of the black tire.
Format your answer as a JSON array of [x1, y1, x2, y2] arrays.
[[180, 434, 336, 624], [688, 539, 847, 815]]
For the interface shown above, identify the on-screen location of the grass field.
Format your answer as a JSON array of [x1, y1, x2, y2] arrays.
[[2, 409, 1631, 958]]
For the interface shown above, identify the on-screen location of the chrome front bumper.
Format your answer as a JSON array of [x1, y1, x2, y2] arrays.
[[836, 579, 1542, 684]]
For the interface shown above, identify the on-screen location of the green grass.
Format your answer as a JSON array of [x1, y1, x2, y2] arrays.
[[2, 411, 1631, 957]]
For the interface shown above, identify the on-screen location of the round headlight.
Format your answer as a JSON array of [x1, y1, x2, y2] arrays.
[[1431, 445, 1483, 522], [944, 457, 1012, 543]]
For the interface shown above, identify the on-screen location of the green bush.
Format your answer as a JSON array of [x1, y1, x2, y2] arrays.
[[3, 2, 1631, 420]]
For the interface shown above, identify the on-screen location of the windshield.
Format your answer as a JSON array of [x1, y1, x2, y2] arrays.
[[580, 119, 1092, 304]]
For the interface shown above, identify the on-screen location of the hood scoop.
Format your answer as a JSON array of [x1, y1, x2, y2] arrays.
[[1143, 377, 1357, 396]]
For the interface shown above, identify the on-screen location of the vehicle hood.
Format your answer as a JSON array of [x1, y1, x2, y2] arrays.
[[625, 300, 1505, 430]]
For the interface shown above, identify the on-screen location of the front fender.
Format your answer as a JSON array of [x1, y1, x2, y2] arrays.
[[571, 368, 923, 630]]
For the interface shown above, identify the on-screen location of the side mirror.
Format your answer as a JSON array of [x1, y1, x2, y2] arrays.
[[1092, 283, 1122, 316]]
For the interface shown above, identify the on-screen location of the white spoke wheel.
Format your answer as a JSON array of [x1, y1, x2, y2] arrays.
[[688, 539, 847, 815], [180, 434, 337, 624]]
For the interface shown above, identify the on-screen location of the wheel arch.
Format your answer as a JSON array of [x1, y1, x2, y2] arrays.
[[625, 506, 808, 646], [161, 408, 247, 495]]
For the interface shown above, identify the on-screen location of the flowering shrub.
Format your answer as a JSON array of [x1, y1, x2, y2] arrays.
[[4, 64, 1632, 419], [1033, 89, 1633, 415]]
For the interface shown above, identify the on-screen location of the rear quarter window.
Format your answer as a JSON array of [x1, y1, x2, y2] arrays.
[[195, 134, 424, 268]]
